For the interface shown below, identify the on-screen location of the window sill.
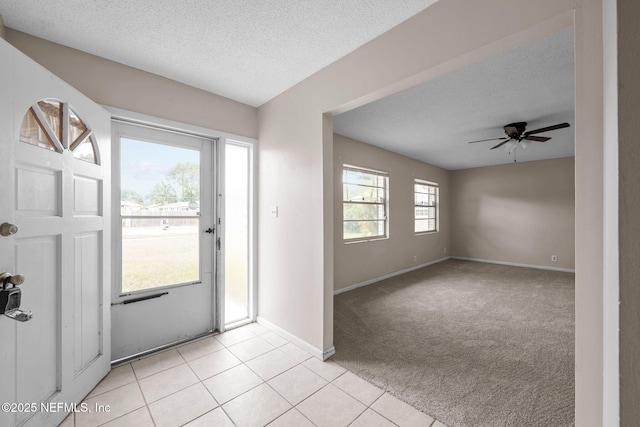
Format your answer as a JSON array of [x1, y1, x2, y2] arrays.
[[344, 236, 389, 244], [415, 231, 439, 236]]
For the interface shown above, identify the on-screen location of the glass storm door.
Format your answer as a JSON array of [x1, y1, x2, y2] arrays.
[[0, 38, 111, 427], [111, 121, 215, 361]]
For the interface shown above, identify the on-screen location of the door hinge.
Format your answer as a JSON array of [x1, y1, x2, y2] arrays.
[[217, 237, 221, 251]]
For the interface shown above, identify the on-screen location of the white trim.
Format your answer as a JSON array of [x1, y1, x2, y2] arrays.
[[451, 256, 576, 273], [334, 257, 450, 295], [603, 0, 620, 424], [104, 105, 257, 145], [256, 316, 334, 360]]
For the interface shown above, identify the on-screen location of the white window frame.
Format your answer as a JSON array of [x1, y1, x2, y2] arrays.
[[414, 179, 439, 234], [106, 106, 257, 333], [342, 164, 389, 242]]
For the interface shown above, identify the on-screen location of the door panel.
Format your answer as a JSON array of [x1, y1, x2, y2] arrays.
[[0, 37, 111, 427]]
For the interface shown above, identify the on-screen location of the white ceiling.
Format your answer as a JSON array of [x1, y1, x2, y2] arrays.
[[0, 3, 574, 170], [334, 27, 575, 170], [0, 0, 437, 107]]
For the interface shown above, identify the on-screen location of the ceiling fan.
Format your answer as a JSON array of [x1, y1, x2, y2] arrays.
[[467, 121, 570, 150]]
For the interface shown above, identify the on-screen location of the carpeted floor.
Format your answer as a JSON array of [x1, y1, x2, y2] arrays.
[[333, 259, 574, 427]]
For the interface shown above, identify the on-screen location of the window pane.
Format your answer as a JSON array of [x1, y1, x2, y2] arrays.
[[121, 138, 200, 216], [343, 184, 384, 203], [344, 220, 384, 239], [73, 136, 98, 164], [415, 206, 435, 219], [415, 183, 436, 194], [415, 219, 436, 233], [37, 99, 63, 143], [121, 137, 201, 292], [225, 144, 250, 324], [69, 108, 88, 146], [415, 192, 436, 206], [343, 169, 384, 186], [344, 203, 384, 221], [19, 108, 58, 151], [122, 219, 199, 292]]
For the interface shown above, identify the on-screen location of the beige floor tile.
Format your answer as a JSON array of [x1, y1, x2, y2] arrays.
[[371, 393, 434, 427], [138, 363, 199, 403], [227, 336, 275, 361], [350, 409, 398, 427], [279, 343, 313, 363], [432, 421, 449, 427], [244, 322, 269, 335], [222, 383, 292, 427], [332, 371, 384, 406], [268, 408, 315, 427], [184, 407, 235, 427], [302, 357, 347, 381], [187, 347, 242, 380], [87, 364, 136, 398], [131, 349, 184, 379], [203, 364, 263, 404], [296, 383, 366, 427], [148, 383, 218, 427], [100, 407, 155, 427], [216, 326, 256, 347], [261, 331, 289, 348], [245, 349, 298, 380], [177, 336, 224, 361], [267, 364, 327, 405], [76, 382, 146, 427]]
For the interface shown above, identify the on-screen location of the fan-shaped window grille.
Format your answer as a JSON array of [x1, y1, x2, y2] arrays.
[[19, 98, 100, 164]]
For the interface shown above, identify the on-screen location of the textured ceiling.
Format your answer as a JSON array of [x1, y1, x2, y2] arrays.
[[0, 0, 437, 107], [334, 28, 575, 170]]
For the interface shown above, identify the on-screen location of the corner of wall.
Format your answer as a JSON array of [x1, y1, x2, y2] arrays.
[[0, 15, 6, 40]]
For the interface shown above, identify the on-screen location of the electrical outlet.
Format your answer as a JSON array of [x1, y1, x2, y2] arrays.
[[413, 255, 417, 262], [551, 255, 558, 262], [444, 247, 447, 254], [270, 206, 278, 218]]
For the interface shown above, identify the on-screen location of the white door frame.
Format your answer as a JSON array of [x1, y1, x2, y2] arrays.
[[106, 107, 257, 356]]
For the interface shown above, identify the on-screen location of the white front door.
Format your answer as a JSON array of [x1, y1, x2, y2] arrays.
[[0, 39, 111, 427], [111, 121, 216, 361]]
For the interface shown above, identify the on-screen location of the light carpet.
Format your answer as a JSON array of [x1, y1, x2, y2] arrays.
[[333, 259, 574, 427]]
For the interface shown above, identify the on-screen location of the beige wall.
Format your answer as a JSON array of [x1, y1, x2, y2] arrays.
[[0, 15, 6, 40], [451, 157, 575, 270], [258, 0, 604, 424], [333, 134, 450, 291], [617, 0, 640, 424], [5, 30, 258, 139]]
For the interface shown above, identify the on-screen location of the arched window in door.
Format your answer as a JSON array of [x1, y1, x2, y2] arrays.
[[19, 98, 100, 164]]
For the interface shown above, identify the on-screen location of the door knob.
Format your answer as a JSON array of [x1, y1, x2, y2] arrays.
[[0, 223, 18, 237], [0, 273, 24, 286]]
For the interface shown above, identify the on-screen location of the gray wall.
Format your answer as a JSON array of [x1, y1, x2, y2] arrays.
[[451, 157, 575, 270]]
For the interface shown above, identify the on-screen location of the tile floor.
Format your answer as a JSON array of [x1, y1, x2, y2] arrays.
[[59, 323, 448, 427]]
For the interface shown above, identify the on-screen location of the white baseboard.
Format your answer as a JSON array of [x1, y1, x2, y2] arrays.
[[256, 316, 335, 361], [334, 257, 451, 296], [452, 256, 576, 273]]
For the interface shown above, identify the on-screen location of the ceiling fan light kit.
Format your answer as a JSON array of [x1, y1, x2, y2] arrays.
[[467, 121, 570, 160]]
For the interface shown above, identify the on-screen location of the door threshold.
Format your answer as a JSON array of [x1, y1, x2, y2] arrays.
[[111, 330, 217, 367]]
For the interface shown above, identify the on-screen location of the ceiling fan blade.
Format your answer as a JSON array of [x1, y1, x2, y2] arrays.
[[524, 122, 570, 136], [525, 135, 551, 142], [490, 139, 511, 150], [467, 137, 508, 144]]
